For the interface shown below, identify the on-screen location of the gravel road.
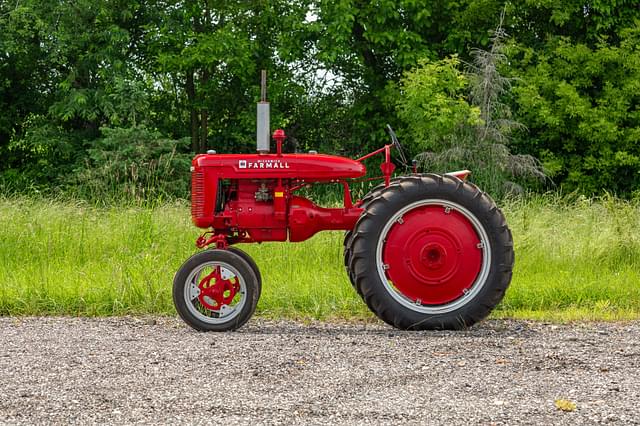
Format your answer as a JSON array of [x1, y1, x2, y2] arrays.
[[0, 317, 638, 425]]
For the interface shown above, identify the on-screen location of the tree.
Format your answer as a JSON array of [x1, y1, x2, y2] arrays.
[[398, 13, 544, 196], [510, 25, 640, 194], [147, 0, 311, 153], [3, 0, 640, 199], [0, 0, 54, 161], [301, 0, 506, 153], [0, 0, 155, 189]]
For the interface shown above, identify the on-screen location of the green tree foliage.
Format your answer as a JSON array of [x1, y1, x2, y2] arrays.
[[397, 56, 482, 147], [511, 1, 640, 195], [398, 45, 544, 196], [0, 1, 55, 165], [146, 0, 311, 153], [72, 126, 191, 203], [1, 0, 313, 198], [2, 0, 640, 200], [0, 0, 156, 189], [304, 0, 508, 152]]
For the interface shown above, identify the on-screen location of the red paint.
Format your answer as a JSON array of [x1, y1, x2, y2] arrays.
[[380, 145, 395, 186], [447, 170, 471, 180], [190, 128, 473, 248], [190, 129, 368, 242], [197, 266, 239, 311], [191, 168, 216, 228], [273, 129, 285, 155], [196, 232, 229, 249], [192, 153, 365, 180], [288, 196, 362, 242], [382, 205, 482, 304]]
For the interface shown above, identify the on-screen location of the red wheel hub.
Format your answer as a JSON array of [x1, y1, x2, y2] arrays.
[[197, 266, 240, 311], [382, 205, 483, 305]]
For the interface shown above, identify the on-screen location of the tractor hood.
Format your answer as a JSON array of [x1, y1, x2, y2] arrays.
[[193, 153, 366, 181]]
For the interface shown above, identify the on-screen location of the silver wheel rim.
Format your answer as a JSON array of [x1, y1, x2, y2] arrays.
[[375, 199, 492, 314], [184, 261, 247, 324]]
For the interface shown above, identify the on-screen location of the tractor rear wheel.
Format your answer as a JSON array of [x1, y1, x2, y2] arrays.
[[346, 174, 513, 330], [343, 180, 399, 293], [173, 249, 260, 331]]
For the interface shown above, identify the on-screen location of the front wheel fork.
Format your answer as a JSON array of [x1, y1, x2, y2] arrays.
[[196, 232, 229, 250]]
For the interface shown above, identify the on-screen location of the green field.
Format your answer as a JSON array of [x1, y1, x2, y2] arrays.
[[1, 195, 639, 321]]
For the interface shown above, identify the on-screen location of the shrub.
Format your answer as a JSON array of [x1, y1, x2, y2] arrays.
[[70, 126, 191, 204], [397, 15, 545, 197]]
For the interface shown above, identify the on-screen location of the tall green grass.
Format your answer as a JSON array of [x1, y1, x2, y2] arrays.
[[1, 194, 639, 321], [498, 194, 640, 321]]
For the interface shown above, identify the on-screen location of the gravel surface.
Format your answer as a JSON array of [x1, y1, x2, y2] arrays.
[[0, 317, 639, 425]]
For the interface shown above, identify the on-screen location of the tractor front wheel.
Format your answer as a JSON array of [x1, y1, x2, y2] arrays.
[[346, 174, 513, 330], [173, 249, 260, 331], [227, 246, 262, 299]]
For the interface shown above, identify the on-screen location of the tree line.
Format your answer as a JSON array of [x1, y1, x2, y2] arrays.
[[1, 0, 639, 200]]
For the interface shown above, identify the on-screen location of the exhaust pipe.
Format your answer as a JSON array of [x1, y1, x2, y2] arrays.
[[256, 70, 270, 153]]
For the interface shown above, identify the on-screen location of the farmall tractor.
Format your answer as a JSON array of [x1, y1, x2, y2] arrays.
[[173, 73, 514, 332]]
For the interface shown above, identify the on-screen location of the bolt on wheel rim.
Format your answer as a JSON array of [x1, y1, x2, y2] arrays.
[[376, 199, 491, 314], [184, 261, 247, 324]]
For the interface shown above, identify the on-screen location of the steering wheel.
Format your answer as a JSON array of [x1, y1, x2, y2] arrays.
[[385, 124, 409, 167]]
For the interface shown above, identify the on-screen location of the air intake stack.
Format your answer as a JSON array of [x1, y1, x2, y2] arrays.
[[256, 70, 270, 153]]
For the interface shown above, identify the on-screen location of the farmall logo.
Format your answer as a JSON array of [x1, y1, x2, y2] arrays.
[[238, 159, 290, 169]]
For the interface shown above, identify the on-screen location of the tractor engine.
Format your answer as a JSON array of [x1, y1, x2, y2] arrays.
[[190, 70, 365, 245], [190, 151, 365, 244]]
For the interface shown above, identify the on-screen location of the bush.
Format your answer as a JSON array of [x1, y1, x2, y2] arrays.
[[397, 17, 545, 197], [70, 126, 191, 204], [510, 26, 640, 195], [1, 114, 81, 193]]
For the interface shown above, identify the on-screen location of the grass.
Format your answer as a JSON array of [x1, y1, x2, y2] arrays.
[[497, 194, 640, 321], [1, 194, 639, 322]]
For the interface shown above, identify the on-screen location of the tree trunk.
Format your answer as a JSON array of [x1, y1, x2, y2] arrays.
[[200, 110, 208, 153], [186, 71, 199, 152], [199, 68, 209, 152], [352, 18, 383, 91]]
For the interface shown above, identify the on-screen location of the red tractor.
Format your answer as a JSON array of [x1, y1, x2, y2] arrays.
[[173, 73, 514, 332]]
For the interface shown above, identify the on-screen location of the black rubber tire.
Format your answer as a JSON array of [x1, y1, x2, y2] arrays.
[[343, 179, 400, 292], [346, 174, 514, 330], [227, 246, 262, 300], [173, 249, 260, 332]]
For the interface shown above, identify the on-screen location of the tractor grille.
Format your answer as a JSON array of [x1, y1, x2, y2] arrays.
[[191, 169, 206, 221]]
